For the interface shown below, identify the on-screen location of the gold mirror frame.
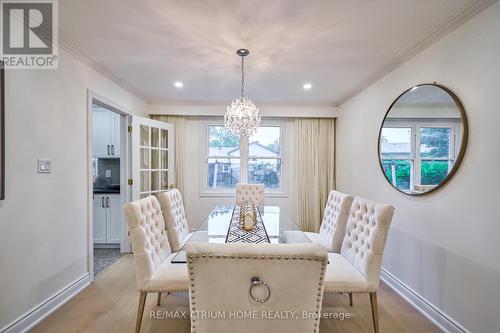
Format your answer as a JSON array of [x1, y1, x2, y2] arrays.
[[377, 83, 469, 196]]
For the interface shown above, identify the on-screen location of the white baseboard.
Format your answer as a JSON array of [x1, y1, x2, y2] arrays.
[[380, 268, 469, 333], [1, 273, 90, 333]]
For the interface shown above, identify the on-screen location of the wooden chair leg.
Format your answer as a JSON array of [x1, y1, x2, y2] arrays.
[[369, 292, 379, 333], [135, 291, 147, 333], [348, 292, 353, 306]]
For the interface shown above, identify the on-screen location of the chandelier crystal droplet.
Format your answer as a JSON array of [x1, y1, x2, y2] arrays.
[[225, 49, 261, 137]]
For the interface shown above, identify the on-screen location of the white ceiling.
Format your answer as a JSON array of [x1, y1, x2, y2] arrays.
[[59, 0, 492, 105]]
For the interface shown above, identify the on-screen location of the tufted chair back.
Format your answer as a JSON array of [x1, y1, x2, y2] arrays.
[[319, 190, 354, 253], [158, 189, 189, 252], [235, 183, 265, 206], [123, 195, 171, 290], [340, 197, 394, 288], [186, 242, 327, 333]]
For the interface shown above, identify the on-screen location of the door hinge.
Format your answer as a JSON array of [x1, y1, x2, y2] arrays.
[[128, 178, 133, 185], [128, 125, 133, 133]]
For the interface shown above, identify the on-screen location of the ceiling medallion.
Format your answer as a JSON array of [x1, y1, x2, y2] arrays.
[[224, 49, 261, 137]]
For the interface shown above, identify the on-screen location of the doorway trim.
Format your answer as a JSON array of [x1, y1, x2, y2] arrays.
[[86, 89, 133, 281]]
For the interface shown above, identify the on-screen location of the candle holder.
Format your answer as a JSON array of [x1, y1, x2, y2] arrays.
[[239, 200, 256, 231]]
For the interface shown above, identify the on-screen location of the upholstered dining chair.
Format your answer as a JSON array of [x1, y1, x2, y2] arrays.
[[323, 196, 394, 333], [186, 242, 328, 333], [123, 195, 189, 333], [158, 189, 192, 252], [235, 183, 265, 206], [304, 190, 353, 253]]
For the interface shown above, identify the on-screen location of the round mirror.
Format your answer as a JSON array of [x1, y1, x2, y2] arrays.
[[378, 84, 468, 195]]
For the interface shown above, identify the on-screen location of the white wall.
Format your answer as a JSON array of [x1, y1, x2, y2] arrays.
[[336, 2, 500, 332], [0, 48, 146, 329]]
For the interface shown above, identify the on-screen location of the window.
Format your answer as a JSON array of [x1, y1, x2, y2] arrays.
[[419, 127, 453, 185], [380, 121, 458, 191], [380, 127, 413, 190], [203, 121, 286, 195], [248, 127, 281, 189], [207, 126, 240, 189]]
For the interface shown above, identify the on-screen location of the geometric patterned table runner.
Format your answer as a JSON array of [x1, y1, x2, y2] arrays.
[[225, 205, 270, 244]]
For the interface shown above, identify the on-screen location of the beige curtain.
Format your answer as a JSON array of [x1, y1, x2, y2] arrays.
[[151, 115, 186, 196], [291, 118, 335, 232]]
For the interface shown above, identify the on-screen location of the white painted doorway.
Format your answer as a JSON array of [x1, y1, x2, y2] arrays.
[[87, 90, 132, 280]]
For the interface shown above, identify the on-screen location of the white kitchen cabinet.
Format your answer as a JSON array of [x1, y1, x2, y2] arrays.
[[92, 109, 112, 158], [93, 194, 107, 244], [107, 195, 122, 244], [93, 194, 122, 245], [111, 112, 121, 158], [92, 107, 121, 158]]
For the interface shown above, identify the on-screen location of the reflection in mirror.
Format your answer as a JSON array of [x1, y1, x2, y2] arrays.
[[378, 84, 467, 195]]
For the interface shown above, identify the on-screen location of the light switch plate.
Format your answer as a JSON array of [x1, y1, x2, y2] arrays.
[[105, 170, 111, 177], [37, 159, 52, 173]]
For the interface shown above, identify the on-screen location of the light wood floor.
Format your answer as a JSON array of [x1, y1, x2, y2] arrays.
[[31, 254, 442, 333]]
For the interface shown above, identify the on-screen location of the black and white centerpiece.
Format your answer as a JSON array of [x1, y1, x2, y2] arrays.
[[226, 202, 269, 244]]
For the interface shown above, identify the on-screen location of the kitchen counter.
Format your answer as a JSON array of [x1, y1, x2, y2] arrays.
[[94, 190, 120, 194]]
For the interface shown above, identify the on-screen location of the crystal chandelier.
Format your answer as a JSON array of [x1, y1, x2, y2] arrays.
[[225, 49, 261, 137]]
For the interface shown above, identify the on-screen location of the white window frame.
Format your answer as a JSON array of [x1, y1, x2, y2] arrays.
[[380, 125, 415, 190], [381, 118, 460, 190], [200, 118, 288, 197]]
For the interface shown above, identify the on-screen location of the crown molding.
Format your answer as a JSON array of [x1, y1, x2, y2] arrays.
[[57, 32, 147, 102], [147, 104, 339, 118], [337, 0, 498, 106], [146, 100, 336, 107]]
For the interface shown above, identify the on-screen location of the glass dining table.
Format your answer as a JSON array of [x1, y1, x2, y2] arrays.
[[171, 205, 311, 263]]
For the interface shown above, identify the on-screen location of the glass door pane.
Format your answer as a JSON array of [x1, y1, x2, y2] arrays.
[[161, 171, 169, 190], [161, 129, 168, 148], [140, 125, 149, 147], [140, 148, 149, 169], [151, 127, 160, 148], [151, 149, 160, 169], [151, 171, 160, 191], [140, 171, 149, 192], [161, 150, 168, 169]]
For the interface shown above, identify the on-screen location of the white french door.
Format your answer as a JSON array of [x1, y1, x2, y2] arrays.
[[130, 116, 175, 200]]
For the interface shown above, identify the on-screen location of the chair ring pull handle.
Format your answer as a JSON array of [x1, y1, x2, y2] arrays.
[[249, 277, 271, 303]]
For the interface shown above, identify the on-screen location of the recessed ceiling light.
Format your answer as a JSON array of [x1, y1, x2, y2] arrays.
[[174, 81, 183, 88], [303, 83, 312, 90]]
